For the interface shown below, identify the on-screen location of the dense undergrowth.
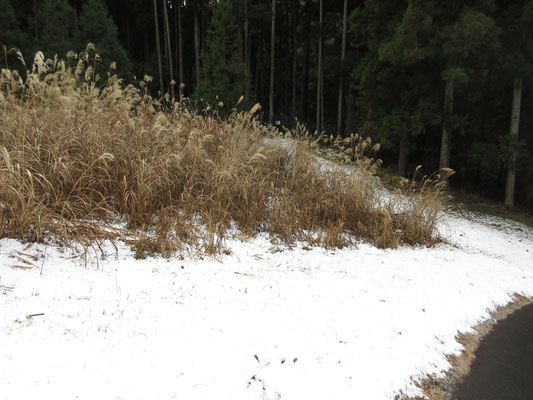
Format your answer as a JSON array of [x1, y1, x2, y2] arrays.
[[0, 48, 449, 257]]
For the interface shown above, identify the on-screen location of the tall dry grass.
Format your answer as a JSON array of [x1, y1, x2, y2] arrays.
[[0, 48, 447, 257]]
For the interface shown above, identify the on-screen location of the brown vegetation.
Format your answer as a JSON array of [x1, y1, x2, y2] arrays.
[[0, 49, 448, 257]]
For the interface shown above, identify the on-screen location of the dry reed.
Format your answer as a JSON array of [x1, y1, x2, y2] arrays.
[[0, 48, 447, 257]]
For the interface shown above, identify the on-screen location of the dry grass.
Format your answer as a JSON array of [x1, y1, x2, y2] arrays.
[[1, 48, 447, 257]]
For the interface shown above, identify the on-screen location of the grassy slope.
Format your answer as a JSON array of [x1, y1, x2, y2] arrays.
[[1, 50, 447, 256]]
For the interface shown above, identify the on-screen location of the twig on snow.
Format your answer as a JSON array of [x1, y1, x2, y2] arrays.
[[26, 313, 45, 319]]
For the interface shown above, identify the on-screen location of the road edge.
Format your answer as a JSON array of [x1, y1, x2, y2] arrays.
[[413, 294, 533, 400]]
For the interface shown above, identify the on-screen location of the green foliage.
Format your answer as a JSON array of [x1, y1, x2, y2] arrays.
[[350, 0, 505, 164], [441, 66, 468, 84], [34, 0, 79, 58], [194, 0, 251, 113], [350, 0, 439, 150], [443, 6, 499, 60], [468, 134, 527, 178], [0, 0, 23, 51], [502, 0, 533, 78], [379, 0, 436, 66], [79, 0, 131, 78]]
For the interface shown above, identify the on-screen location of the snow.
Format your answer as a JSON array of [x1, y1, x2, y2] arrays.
[[1, 212, 532, 400]]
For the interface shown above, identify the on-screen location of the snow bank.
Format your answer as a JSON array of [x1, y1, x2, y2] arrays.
[[1, 212, 532, 400]]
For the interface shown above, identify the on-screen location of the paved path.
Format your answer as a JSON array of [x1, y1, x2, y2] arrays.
[[453, 302, 533, 399]]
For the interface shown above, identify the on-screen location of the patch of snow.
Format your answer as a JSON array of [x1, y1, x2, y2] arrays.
[[1, 210, 532, 399]]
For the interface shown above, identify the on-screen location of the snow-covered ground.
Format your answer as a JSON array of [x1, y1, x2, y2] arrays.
[[1, 212, 532, 400]]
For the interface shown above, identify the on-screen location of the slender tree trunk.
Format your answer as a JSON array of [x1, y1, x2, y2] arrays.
[[345, 89, 355, 134], [316, 0, 323, 132], [320, 69, 324, 131], [244, 0, 248, 63], [243, 1, 247, 62], [244, 0, 250, 100], [505, 77, 523, 208], [337, 0, 348, 137], [283, 3, 290, 114], [398, 137, 409, 177], [202, 12, 206, 53], [269, 0, 276, 125], [439, 79, 454, 172], [255, 51, 260, 103], [177, 0, 184, 98], [194, 10, 201, 86], [162, 0, 175, 100], [153, 0, 164, 95], [301, 5, 310, 120], [481, 67, 493, 136], [174, 2, 179, 86], [291, 0, 298, 127], [162, 2, 169, 75]]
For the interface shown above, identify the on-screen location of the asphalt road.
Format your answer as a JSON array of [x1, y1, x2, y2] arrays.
[[453, 302, 533, 400]]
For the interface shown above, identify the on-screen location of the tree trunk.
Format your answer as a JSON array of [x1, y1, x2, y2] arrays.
[[291, 0, 298, 127], [320, 69, 324, 132], [337, 0, 348, 137], [345, 89, 355, 134], [202, 12, 206, 54], [269, 0, 276, 125], [283, 2, 290, 114], [505, 77, 523, 208], [398, 137, 409, 177], [194, 10, 201, 86], [177, 0, 184, 98], [244, 0, 249, 68], [439, 79, 454, 172], [162, 2, 169, 74], [174, 2, 179, 87], [153, 0, 164, 95], [244, 0, 250, 101], [255, 51, 261, 104], [162, 0, 175, 100], [316, 0, 323, 132], [301, 5, 310, 120]]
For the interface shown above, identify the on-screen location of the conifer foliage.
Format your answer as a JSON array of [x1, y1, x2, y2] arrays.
[[79, 0, 131, 77], [0, 0, 23, 52], [34, 0, 79, 58], [194, 0, 251, 113]]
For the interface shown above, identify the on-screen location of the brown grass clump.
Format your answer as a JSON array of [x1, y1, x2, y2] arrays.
[[0, 48, 447, 256]]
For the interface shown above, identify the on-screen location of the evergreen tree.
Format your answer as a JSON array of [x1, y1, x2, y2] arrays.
[[79, 0, 131, 77], [379, 0, 440, 176], [0, 0, 23, 52], [269, 0, 275, 125], [350, 0, 434, 176], [437, 3, 499, 174], [34, 0, 79, 57], [352, 0, 500, 178], [194, 0, 251, 113]]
